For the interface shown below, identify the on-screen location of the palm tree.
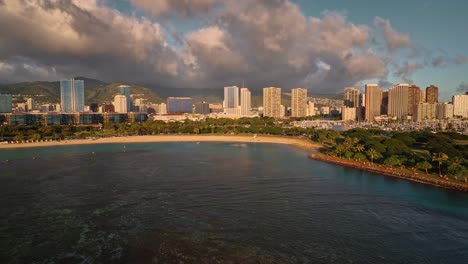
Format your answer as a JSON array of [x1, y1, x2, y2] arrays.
[[432, 152, 448, 176], [366, 148, 382, 164], [354, 144, 365, 153], [334, 144, 347, 158]]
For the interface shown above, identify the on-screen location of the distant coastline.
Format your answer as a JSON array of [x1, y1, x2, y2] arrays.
[[310, 153, 468, 193], [0, 134, 321, 151]]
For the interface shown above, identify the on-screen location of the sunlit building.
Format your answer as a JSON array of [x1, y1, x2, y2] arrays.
[[240, 88, 251, 116], [365, 84, 382, 121], [388, 84, 409, 120], [263, 87, 282, 118], [408, 85, 422, 116], [291, 88, 307, 117], [426, 85, 439, 103]]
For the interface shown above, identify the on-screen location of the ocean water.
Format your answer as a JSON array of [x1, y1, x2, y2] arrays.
[[0, 142, 467, 263]]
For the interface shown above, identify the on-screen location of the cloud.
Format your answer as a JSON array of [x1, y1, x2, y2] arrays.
[[0, 0, 183, 84], [457, 82, 468, 94], [454, 55, 468, 65], [131, 0, 220, 17], [394, 61, 424, 84], [179, 0, 387, 91], [374, 17, 410, 51], [0, 0, 393, 93]]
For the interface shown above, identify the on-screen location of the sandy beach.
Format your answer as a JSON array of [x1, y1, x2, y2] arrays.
[[0, 135, 321, 151]]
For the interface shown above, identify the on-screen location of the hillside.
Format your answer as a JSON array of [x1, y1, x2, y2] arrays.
[[0, 77, 163, 104]]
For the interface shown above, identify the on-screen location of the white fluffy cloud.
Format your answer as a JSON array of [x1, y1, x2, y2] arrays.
[[2, 0, 445, 93], [374, 17, 411, 51], [131, 0, 219, 17]]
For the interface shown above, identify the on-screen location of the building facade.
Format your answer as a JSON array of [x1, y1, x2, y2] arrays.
[[117, 85, 131, 112], [291, 88, 307, 117], [195, 101, 210, 115], [223, 86, 239, 114], [414, 103, 437, 122], [263, 87, 282, 118], [0, 94, 12, 113], [341, 107, 356, 121], [113, 94, 127, 113], [60, 78, 84, 113], [452, 94, 468, 118], [167, 97, 193, 113], [344, 87, 361, 108], [388, 84, 409, 120], [436, 103, 454, 119], [426, 85, 439, 103], [306, 100, 315, 116], [364, 84, 382, 122], [407, 85, 422, 116], [240, 88, 251, 117]]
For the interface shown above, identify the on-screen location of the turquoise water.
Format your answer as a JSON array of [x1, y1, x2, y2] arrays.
[[1, 142, 468, 263]]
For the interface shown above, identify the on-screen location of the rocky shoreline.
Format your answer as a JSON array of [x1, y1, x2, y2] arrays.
[[310, 153, 468, 193]]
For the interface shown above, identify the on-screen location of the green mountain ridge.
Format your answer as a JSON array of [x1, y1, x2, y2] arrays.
[[0, 77, 164, 105]]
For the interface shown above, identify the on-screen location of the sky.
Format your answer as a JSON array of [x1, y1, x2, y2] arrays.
[[0, 0, 467, 100]]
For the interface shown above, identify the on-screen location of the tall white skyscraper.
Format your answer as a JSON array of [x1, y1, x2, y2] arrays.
[[291, 88, 307, 117], [263, 87, 282, 118], [240, 87, 251, 116], [388, 84, 409, 120], [223, 86, 239, 114], [113, 94, 127, 113], [60, 78, 84, 112]]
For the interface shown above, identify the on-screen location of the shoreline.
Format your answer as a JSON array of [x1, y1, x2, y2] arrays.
[[0, 134, 321, 151], [310, 153, 468, 193]]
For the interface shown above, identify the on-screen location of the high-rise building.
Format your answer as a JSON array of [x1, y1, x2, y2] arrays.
[[263, 87, 282, 118], [195, 101, 210, 115], [113, 94, 127, 113], [388, 84, 409, 120], [408, 85, 422, 116], [414, 103, 437, 122], [436, 103, 454, 119], [364, 84, 382, 121], [291, 88, 307, 117], [117, 85, 131, 112], [381, 91, 389, 115], [240, 88, 251, 116], [426, 85, 439, 103], [306, 100, 315, 116], [452, 94, 468, 118], [26, 98, 35, 112], [167, 97, 192, 113], [344, 87, 361, 108], [223, 86, 239, 114], [0, 94, 12, 113], [60, 78, 84, 112]]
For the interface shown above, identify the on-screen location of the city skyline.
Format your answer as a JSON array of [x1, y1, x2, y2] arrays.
[[0, 0, 467, 101]]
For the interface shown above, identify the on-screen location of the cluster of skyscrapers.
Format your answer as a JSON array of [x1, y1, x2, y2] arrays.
[[1, 78, 467, 127], [343, 84, 468, 122]]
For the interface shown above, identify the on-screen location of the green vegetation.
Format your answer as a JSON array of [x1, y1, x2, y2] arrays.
[[316, 128, 468, 181], [0, 77, 163, 104], [1, 119, 466, 181]]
